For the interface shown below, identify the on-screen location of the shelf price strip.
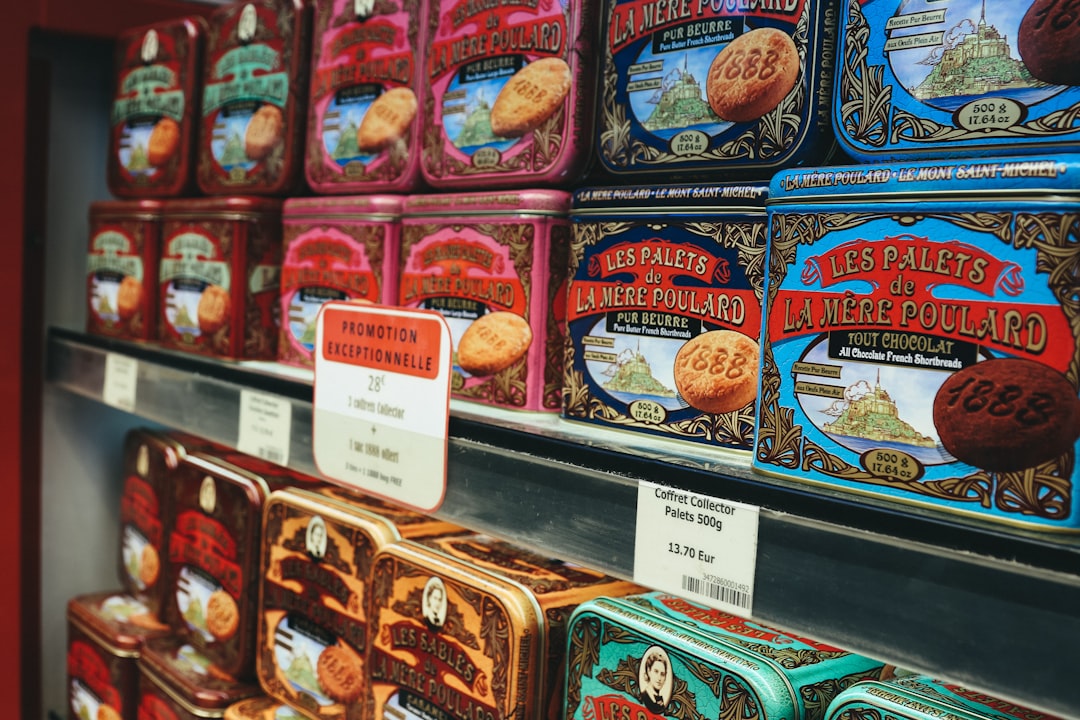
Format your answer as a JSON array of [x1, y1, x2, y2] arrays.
[[102, 352, 138, 412], [312, 302, 452, 513], [635, 481, 759, 616]]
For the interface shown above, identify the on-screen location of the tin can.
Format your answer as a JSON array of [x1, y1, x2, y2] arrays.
[[565, 184, 768, 450], [198, 0, 313, 197], [367, 534, 642, 720], [108, 17, 206, 198], [835, 0, 1080, 162], [162, 453, 272, 679], [137, 637, 262, 720], [87, 201, 164, 342], [567, 592, 885, 720], [68, 592, 171, 720], [823, 675, 1062, 720], [758, 156, 1080, 531], [308, 486, 465, 539], [419, 0, 599, 189], [224, 696, 296, 720], [400, 191, 571, 411], [596, 0, 839, 179], [305, 0, 426, 194], [158, 198, 282, 361], [280, 196, 404, 368]]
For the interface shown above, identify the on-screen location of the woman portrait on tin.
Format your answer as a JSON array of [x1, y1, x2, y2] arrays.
[[638, 645, 673, 715], [305, 515, 327, 560], [422, 576, 447, 630]]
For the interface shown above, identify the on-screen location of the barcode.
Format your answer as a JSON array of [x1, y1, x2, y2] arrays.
[[259, 447, 284, 463], [681, 575, 751, 609]]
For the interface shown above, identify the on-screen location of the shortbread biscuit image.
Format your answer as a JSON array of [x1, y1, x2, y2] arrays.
[[674, 330, 759, 414], [357, 87, 418, 151], [206, 589, 240, 641], [97, 704, 121, 720], [197, 285, 230, 335], [490, 57, 572, 137], [138, 544, 160, 586], [457, 311, 533, 376], [316, 645, 365, 703], [116, 275, 143, 321], [706, 28, 799, 123], [245, 104, 283, 161], [147, 117, 181, 167]]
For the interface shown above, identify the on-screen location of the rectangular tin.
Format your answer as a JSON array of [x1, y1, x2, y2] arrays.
[[824, 675, 1061, 720], [758, 156, 1080, 531], [835, 0, 1080, 162], [198, 0, 312, 197], [400, 191, 571, 411], [367, 535, 642, 720], [108, 17, 206, 198], [567, 592, 885, 720], [596, 0, 839, 179], [307, 485, 465, 539], [305, 0, 426, 194], [280, 196, 404, 368], [419, 0, 599, 189], [565, 184, 768, 450], [224, 696, 291, 720], [68, 591, 171, 720], [137, 636, 261, 720], [158, 198, 282, 361], [87, 201, 164, 342]]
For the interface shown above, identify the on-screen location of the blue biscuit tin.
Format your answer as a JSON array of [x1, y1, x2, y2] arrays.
[[757, 155, 1080, 531], [566, 592, 886, 720], [565, 184, 768, 450], [824, 675, 1062, 720], [835, 0, 1080, 161]]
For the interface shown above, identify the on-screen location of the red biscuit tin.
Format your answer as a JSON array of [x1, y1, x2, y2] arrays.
[[198, 1, 313, 196], [158, 198, 282, 361], [108, 18, 206, 198], [87, 201, 163, 342], [137, 637, 261, 720]]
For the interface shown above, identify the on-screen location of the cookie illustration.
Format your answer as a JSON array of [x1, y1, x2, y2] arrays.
[[673, 330, 759, 414], [933, 358, 1080, 473], [147, 117, 181, 167], [206, 589, 240, 641], [97, 704, 122, 720], [357, 87, 418, 151], [116, 275, 143, 321], [245, 104, 284, 161], [706, 28, 800, 123], [138, 544, 160, 586], [457, 311, 533, 376], [490, 57, 572, 137], [316, 645, 364, 703], [197, 284, 230, 335], [1019, 0, 1080, 86]]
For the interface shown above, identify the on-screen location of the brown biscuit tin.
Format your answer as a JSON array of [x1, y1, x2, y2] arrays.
[[308, 486, 464, 540], [137, 636, 262, 720], [366, 534, 642, 720], [198, 0, 313, 196], [68, 591, 171, 720]]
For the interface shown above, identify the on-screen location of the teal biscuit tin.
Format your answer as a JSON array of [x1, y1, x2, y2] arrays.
[[824, 675, 1062, 720], [835, 0, 1080, 161], [566, 592, 885, 720], [757, 155, 1080, 531]]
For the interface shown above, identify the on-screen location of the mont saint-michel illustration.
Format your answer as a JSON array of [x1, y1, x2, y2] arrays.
[[602, 343, 677, 399], [643, 56, 723, 132], [453, 87, 499, 148], [822, 371, 935, 448], [332, 116, 361, 160]]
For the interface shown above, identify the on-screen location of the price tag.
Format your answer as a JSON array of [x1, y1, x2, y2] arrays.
[[237, 390, 291, 466], [634, 481, 759, 616], [102, 353, 138, 412], [312, 302, 452, 513]]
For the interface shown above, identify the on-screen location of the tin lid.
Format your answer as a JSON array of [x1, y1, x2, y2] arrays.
[[67, 591, 171, 656], [116, 15, 206, 45], [573, 184, 768, 213], [824, 676, 1063, 720], [204, 450, 324, 494], [306, 486, 465, 539], [162, 197, 284, 217], [283, 195, 405, 219], [404, 189, 572, 217], [140, 636, 262, 712], [90, 200, 166, 220]]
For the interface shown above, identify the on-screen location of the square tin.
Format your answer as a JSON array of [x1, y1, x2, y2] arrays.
[[87, 200, 163, 343], [366, 535, 642, 720], [108, 17, 206, 199], [565, 184, 768, 450], [419, 0, 599, 189], [280, 196, 404, 368], [68, 592, 171, 720], [158, 198, 282, 361], [137, 637, 262, 720], [757, 156, 1080, 531], [824, 675, 1061, 720], [198, 0, 313, 197], [835, 0, 1080, 162], [305, 0, 427, 194], [400, 190, 571, 411], [596, 0, 839, 179], [567, 593, 885, 720]]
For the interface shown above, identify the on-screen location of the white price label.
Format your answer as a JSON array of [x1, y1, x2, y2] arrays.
[[634, 481, 759, 616], [312, 302, 451, 513], [102, 353, 138, 412], [237, 390, 291, 465]]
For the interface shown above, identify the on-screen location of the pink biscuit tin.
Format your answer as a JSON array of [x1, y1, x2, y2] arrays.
[[420, 0, 599, 189], [305, 0, 427, 194], [400, 190, 570, 411], [280, 195, 403, 368]]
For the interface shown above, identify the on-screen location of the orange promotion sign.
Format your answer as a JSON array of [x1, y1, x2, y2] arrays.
[[321, 306, 443, 380]]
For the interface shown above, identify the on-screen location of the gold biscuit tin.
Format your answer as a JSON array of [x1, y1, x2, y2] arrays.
[[367, 534, 643, 720], [137, 636, 262, 720], [307, 486, 465, 539]]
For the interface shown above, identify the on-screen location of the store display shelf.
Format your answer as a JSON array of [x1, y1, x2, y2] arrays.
[[47, 327, 1080, 717]]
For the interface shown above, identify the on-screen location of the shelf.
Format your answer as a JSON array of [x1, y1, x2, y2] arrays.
[[47, 327, 1080, 718]]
